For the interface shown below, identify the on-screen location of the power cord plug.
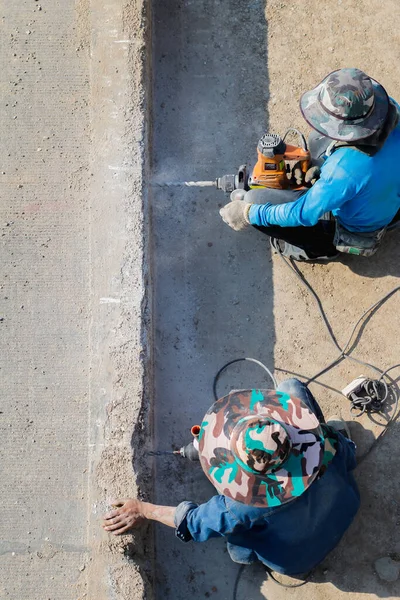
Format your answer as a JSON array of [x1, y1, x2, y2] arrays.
[[342, 376, 388, 416]]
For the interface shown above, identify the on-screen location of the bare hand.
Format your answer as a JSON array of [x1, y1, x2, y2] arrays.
[[102, 498, 144, 535]]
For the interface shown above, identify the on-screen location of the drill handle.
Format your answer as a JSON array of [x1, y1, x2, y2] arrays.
[[283, 128, 308, 151]]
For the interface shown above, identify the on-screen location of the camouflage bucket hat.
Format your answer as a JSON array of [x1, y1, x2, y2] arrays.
[[198, 389, 338, 508], [300, 68, 389, 141]]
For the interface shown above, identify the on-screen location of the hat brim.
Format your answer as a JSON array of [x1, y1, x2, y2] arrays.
[[198, 389, 338, 508], [300, 74, 389, 142]]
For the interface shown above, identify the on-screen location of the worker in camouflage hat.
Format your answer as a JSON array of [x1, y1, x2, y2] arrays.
[[198, 387, 337, 508], [102, 378, 360, 577], [300, 67, 389, 142], [220, 68, 400, 261]]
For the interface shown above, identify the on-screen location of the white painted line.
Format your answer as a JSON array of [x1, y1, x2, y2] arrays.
[[99, 297, 121, 304], [108, 165, 134, 172]]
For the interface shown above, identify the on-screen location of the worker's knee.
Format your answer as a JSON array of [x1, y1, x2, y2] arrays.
[[245, 188, 272, 205], [227, 542, 257, 565], [277, 378, 324, 422], [245, 187, 304, 206], [308, 130, 331, 166], [277, 377, 304, 395]]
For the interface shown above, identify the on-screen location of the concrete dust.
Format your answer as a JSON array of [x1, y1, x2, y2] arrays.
[[85, 0, 153, 598]]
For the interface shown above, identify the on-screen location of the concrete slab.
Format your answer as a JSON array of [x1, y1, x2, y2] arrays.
[[0, 2, 92, 597], [3, 0, 399, 598], [151, 0, 273, 597], [150, 0, 400, 599]]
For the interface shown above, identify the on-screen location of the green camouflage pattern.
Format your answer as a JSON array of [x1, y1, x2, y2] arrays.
[[300, 68, 389, 141], [199, 389, 338, 508]]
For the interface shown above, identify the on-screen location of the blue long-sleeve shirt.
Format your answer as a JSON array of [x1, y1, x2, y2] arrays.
[[248, 111, 400, 232], [174, 431, 360, 575]]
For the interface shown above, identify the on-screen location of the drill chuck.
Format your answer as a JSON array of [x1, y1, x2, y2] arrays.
[[178, 441, 200, 461], [216, 173, 236, 193], [216, 165, 249, 193]]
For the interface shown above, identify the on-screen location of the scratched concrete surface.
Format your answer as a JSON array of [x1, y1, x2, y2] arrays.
[[0, 1, 150, 599], [151, 1, 273, 598], [0, 1, 91, 597]]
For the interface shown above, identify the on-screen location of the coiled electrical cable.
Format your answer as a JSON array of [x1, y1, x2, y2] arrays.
[[228, 253, 400, 600], [348, 378, 388, 416], [271, 253, 400, 463]]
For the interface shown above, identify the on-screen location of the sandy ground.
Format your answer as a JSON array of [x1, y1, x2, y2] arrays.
[[264, 1, 400, 598], [0, 0, 151, 599], [150, 0, 400, 599]]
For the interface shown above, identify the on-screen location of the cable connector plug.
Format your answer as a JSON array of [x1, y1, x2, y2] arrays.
[[342, 376, 388, 416]]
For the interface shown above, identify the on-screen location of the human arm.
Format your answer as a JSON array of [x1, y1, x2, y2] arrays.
[[103, 496, 248, 542], [102, 495, 245, 542], [174, 495, 245, 542], [248, 157, 357, 228]]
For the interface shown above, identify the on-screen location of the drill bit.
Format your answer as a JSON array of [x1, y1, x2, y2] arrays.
[[147, 450, 181, 456], [152, 180, 217, 188]]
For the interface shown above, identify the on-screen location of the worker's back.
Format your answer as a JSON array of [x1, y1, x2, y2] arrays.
[[328, 120, 400, 232], [224, 432, 360, 575]]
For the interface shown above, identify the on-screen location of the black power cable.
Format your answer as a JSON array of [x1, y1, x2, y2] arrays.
[[277, 253, 400, 463], [227, 253, 400, 600], [213, 357, 277, 401], [233, 563, 309, 600], [347, 378, 388, 416], [233, 565, 246, 600]]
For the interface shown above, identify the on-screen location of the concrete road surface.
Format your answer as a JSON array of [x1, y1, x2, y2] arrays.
[[1, 2, 92, 597], [151, 0, 274, 597]]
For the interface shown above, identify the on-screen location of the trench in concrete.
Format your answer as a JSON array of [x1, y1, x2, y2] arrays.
[[150, 1, 273, 597]]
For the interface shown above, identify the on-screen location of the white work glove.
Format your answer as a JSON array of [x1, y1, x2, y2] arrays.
[[286, 160, 304, 186], [305, 166, 320, 185], [219, 199, 252, 231], [286, 162, 321, 187]]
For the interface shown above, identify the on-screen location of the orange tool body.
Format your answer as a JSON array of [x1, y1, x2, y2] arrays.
[[249, 131, 310, 190], [215, 129, 311, 193]]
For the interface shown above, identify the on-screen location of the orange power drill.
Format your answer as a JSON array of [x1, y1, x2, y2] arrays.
[[215, 129, 311, 193]]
